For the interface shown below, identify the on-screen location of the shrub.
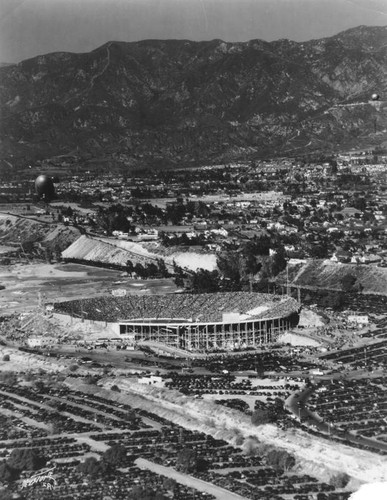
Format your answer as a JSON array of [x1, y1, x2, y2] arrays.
[[2, 354, 10, 361], [330, 472, 350, 488], [0, 372, 17, 386], [84, 375, 100, 385]]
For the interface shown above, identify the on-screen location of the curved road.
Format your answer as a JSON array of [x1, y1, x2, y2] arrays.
[[285, 385, 387, 453]]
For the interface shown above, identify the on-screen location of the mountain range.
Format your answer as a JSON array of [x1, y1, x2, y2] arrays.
[[0, 25, 386, 172]]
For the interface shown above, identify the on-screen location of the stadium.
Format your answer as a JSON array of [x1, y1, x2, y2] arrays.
[[54, 292, 301, 352]]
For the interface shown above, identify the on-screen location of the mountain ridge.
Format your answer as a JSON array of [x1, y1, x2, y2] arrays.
[[0, 25, 386, 172]]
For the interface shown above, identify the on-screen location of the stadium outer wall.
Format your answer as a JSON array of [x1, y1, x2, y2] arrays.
[[118, 311, 300, 351]]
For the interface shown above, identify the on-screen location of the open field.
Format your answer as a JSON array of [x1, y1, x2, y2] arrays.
[[0, 262, 177, 315], [141, 191, 287, 208]]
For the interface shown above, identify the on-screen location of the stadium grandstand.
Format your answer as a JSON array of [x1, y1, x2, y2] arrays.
[[54, 292, 301, 352]]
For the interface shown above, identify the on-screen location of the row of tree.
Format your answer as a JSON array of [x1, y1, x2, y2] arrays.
[[126, 258, 170, 279]]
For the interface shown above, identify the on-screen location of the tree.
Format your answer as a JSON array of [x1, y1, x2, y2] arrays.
[[340, 274, 357, 292], [2, 354, 9, 361], [134, 263, 146, 278], [266, 449, 295, 471], [7, 448, 46, 472], [251, 408, 271, 426], [244, 240, 264, 275], [185, 268, 221, 293], [33, 380, 47, 393], [157, 258, 168, 277], [103, 444, 127, 466], [112, 212, 130, 233], [176, 448, 198, 473], [255, 356, 265, 376], [126, 259, 134, 275], [0, 463, 18, 483], [146, 262, 159, 278], [309, 239, 329, 259], [77, 456, 109, 477], [217, 251, 241, 285], [0, 488, 14, 500], [124, 410, 137, 424], [127, 486, 165, 500], [0, 372, 17, 386], [84, 375, 100, 385], [320, 290, 345, 310], [47, 420, 61, 435], [54, 245, 62, 261], [271, 245, 287, 276], [163, 477, 177, 492], [110, 384, 121, 392]]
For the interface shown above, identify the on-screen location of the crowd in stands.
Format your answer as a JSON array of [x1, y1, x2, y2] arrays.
[[54, 292, 299, 324]]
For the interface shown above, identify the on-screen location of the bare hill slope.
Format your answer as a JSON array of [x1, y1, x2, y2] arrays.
[[287, 260, 387, 295], [0, 214, 80, 252]]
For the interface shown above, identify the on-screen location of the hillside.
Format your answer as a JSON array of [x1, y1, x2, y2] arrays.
[[284, 259, 387, 295], [61, 235, 146, 268], [0, 215, 80, 252], [0, 25, 386, 172], [62, 234, 216, 272]]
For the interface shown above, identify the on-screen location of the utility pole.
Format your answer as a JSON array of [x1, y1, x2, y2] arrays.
[[286, 259, 290, 296]]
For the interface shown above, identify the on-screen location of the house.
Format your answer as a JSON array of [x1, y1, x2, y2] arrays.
[[137, 375, 163, 387], [331, 250, 352, 263], [361, 254, 382, 264]]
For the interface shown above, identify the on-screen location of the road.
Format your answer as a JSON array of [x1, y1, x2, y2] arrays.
[[135, 457, 248, 500], [285, 385, 387, 452]]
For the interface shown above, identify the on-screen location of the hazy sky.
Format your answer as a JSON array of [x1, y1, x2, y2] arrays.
[[1, 0, 387, 63]]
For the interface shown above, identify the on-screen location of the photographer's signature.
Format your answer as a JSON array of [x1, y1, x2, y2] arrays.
[[21, 467, 57, 490]]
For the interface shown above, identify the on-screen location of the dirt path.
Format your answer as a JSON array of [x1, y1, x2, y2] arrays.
[[90, 379, 387, 484], [135, 457, 248, 500]]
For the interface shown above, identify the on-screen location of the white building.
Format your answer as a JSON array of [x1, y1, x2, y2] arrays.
[[27, 336, 57, 348]]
